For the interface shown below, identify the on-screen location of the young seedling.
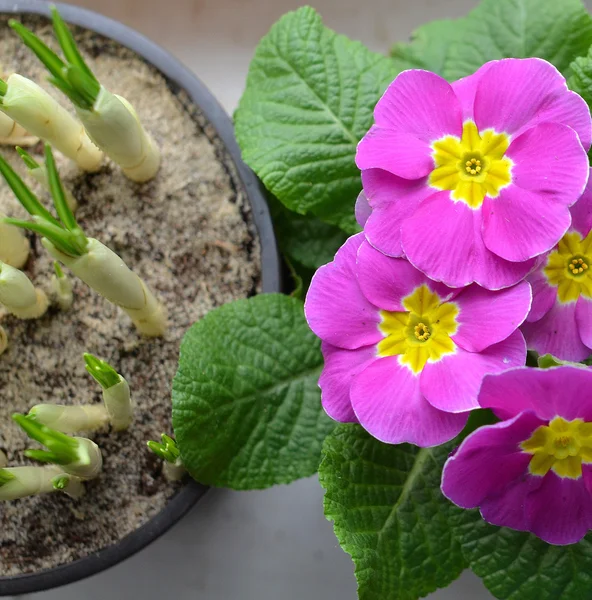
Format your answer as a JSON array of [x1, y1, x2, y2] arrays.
[[85, 353, 133, 431], [0, 213, 30, 268], [0, 260, 49, 319], [0, 145, 167, 336], [50, 472, 85, 499], [147, 434, 185, 481], [0, 465, 84, 500], [12, 414, 102, 479], [17, 146, 77, 212], [28, 403, 109, 434], [0, 325, 7, 355], [50, 261, 73, 311], [0, 74, 102, 171], [28, 354, 133, 433], [11, 8, 160, 183]]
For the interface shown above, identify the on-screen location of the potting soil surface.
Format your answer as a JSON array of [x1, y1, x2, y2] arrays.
[[0, 15, 261, 576]]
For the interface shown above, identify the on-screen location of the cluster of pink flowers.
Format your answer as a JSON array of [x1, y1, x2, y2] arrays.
[[305, 58, 592, 545]]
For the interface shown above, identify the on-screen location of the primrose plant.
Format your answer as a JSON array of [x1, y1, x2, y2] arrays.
[[127, 1, 592, 600], [0, 7, 170, 503]]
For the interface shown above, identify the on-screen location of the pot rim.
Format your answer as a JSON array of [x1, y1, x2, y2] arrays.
[[0, 0, 281, 595]]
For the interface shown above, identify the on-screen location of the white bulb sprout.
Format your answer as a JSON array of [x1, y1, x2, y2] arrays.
[[0, 145, 167, 336], [0, 212, 30, 268], [12, 9, 160, 182], [28, 404, 109, 434], [0, 260, 48, 319], [50, 261, 73, 310], [13, 413, 102, 480], [0, 111, 37, 146], [0, 74, 102, 171], [29, 354, 133, 432], [147, 434, 185, 481], [17, 146, 78, 212], [84, 353, 133, 431], [0, 465, 84, 500]]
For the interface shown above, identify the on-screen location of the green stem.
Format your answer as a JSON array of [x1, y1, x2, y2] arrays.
[[9, 9, 100, 110], [84, 353, 121, 390], [13, 414, 80, 465]]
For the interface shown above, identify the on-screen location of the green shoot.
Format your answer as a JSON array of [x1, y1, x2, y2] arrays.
[[9, 7, 100, 110], [54, 261, 64, 278], [16, 146, 41, 171], [147, 434, 181, 464], [50, 6, 95, 82], [0, 77, 7, 98], [13, 414, 79, 465], [84, 353, 121, 390], [45, 144, 76, 231], [0, 154, 58, 225], [0, 469, 15, 486], [0, 145, 88, 257], [51, 473, 69, 490]]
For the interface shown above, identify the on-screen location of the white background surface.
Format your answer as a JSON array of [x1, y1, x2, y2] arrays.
[[15, 0, 591, 598]]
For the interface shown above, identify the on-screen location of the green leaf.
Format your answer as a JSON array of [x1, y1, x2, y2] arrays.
[[319, 424, 467, 600], [442, 0, 592, 80], [391, 19, 463, 76], [452, 510, 592, 600], [172, 294, 334, 490], [569, 45, 592, 109], [268, 195, 349, 269], [235, 6, 398, 234]]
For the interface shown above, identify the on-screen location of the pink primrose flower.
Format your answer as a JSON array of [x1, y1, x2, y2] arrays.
[[304, 233, 531, 447], [356, 58, 591, 290], [442, 366, 592, 545], [522, 173, 592, 361]]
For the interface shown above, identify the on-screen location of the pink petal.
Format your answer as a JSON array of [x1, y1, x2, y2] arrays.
[[482, 185, 571, 262], [525, 268, 557, 323], [319, 343, 376, 423], [521, 301, 589, 362], [576, 296, 592, 351], [350, 356, 467, 447], [305, 234, 381, 350], [354, 191, 372, 228], [525, 473, 592, 545], [373, 70, 463, 141], [356, 240, 452, 312], [474, 58, 592, 150], [506, 122, 589, 206], [441, 411, 543, 509], [479, 474, 543, 534], [356, 126, 434, 179], [478, 365, 592, 421], [421, 330, 526, 413], [361, 169, 432, 257], [453, 281, 531, 352], [400, 192, 536, 290], [570, 170, 592, 238], [450, 63, 493, 121]]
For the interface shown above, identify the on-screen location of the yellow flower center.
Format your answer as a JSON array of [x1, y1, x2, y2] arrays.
[[544, 231, 592, 303], [429, 121, 513, 209], [521, 417, 592, 479], [377, 285, 459, 374]]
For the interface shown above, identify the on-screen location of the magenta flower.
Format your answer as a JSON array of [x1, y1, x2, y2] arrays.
[[304, 233, 530, 447], [521, 173, 592, 361], [356, 58, 591, 290], [442, 366, 592, 545]]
